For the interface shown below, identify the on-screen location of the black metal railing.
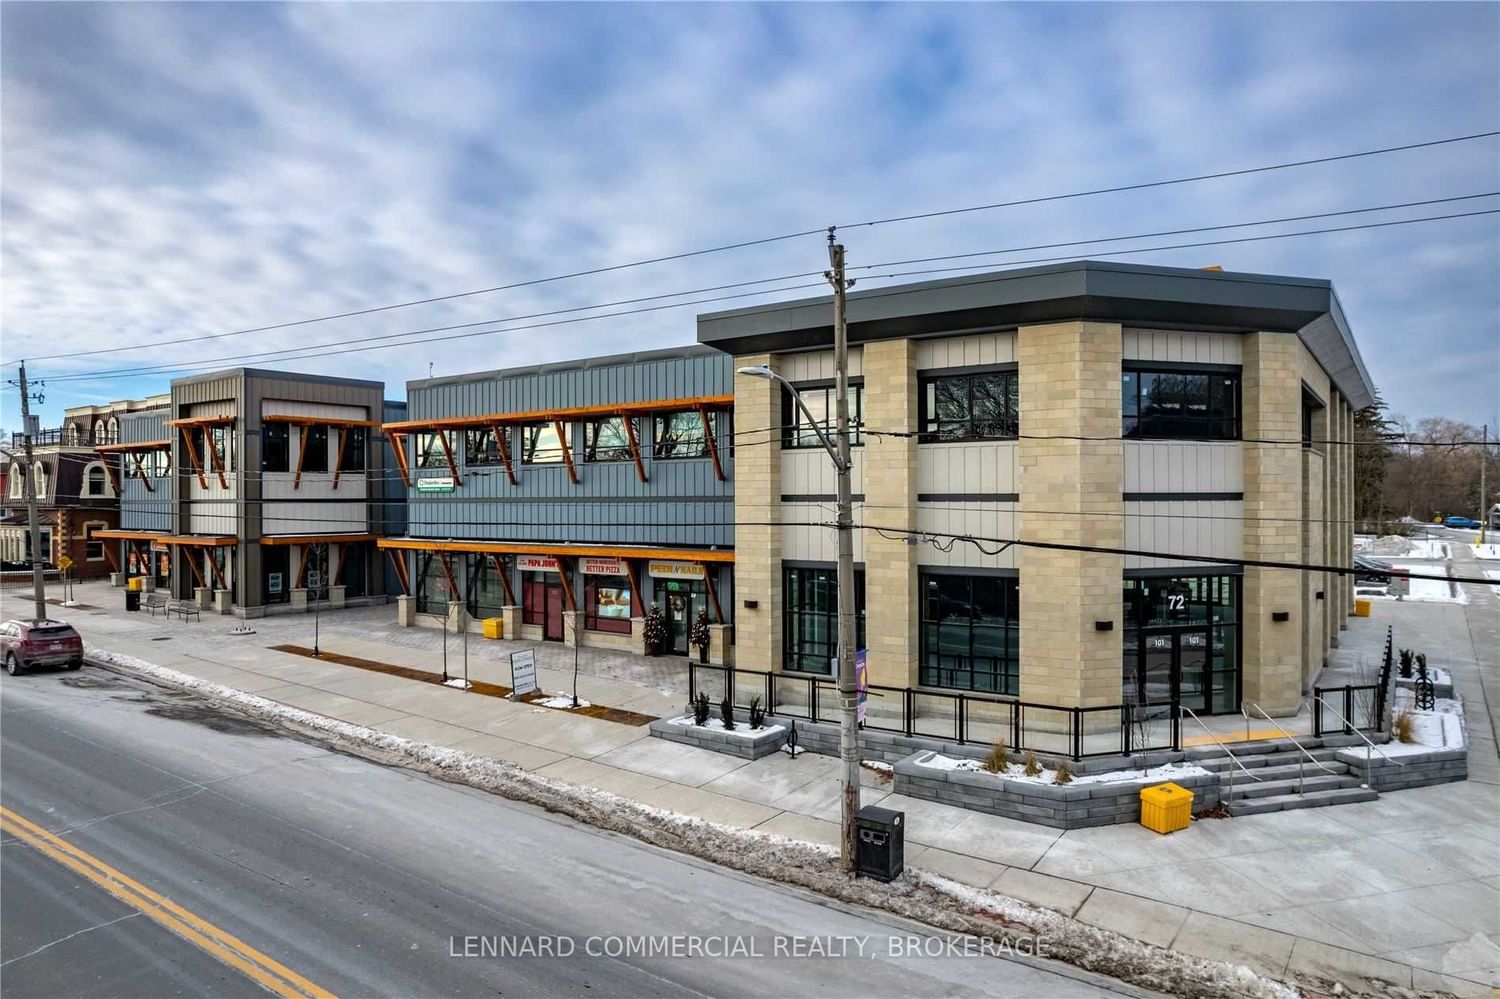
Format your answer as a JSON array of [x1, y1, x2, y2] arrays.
[[9, 428, 119, 448], [1312, 683, 1384, 736], [687, 663, 1180, 761]]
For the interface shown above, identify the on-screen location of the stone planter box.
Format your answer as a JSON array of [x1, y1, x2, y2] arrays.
[[195, 586, 213, 609], [649, 716, 787, 760], [214, 589, 232, 615], [327, 585, 346, 610], [892, 752, 1221, 830], [1394, 675, 1455, 701], [1338, 746, 1467, 791]]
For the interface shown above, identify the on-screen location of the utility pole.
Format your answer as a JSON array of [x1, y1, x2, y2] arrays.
[[1481, 424, 1489, 545], [826, 229, 861, 871], [13, 363, 48, 622]]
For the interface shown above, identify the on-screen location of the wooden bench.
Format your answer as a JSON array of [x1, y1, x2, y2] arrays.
[[173, 600, 201, 623], [144, 593, 169, 616]]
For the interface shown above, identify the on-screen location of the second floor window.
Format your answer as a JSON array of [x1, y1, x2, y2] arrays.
[[343, 427, 367, 470], [466, 428, 505, 465], [196, 426, 235, 473], [521, 423, 569, 464], [584, 417, 633, 463], [301, 425, 329, 473], [1123, 368, 1240, 440], [783, 385, 864, 448], [920, 370, 1018, 442], [414, 431, 452, 469], [652, 411, 707, 459], [262, 422, 290, 472]]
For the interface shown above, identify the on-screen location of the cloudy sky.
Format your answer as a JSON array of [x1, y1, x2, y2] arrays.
[[3, 2, 1497, 430]]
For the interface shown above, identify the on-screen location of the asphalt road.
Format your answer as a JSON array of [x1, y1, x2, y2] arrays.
[[0, 666, 1132, 999]]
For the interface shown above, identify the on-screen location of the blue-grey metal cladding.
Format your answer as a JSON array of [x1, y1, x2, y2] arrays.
[[117, 408, 171, 533], [404, 348, 735, 548]]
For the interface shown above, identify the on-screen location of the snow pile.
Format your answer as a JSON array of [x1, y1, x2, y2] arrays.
[[443, 678, 472, 689], [1365, 535, 1415, 556], [1402, 566, 1469, 605], [1391, 688, 1466, 753], [666, 715, 783, 739], [90, 645, 1327, 999], [1472, 543, 1500, 560], [916, 753, 1209, 786], [536, 695, 591, 709]]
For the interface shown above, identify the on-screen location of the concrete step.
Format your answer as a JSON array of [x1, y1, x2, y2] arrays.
[[1184, 736, 1333, 760], [1226, 786, 1379, 816], [1216, 760, 1350, 783], [1224, 773, 1362, 800], [1197, 748, 1344, 772]]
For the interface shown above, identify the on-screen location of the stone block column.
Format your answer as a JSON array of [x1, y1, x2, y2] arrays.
[[1241, 332, 1304, 714], [1017, 321, 1125, 709], [861, 338, 920, 689], [731, 353, 783, 672]]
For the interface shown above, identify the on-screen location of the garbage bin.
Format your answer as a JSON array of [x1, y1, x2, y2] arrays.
[[1353, 598, 1372, 617], [483, 617, 504, 639], [855, 805, 905, 882], [127, 576, 144, 592], [1140, 782, 1193, 834], [125, 588, 141, 612]]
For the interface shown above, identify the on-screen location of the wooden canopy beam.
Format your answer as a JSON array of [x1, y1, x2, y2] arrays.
[[622, 416, 648, 484], [296, 546, 311, 589], [127, 452, 155, 492], [554, 421, 578, 485], [261, 533, 374, 546], [293, 426, 310, 490], [382, 394, 735, 433], [178, 427, 208, 490], [205, 431, 229, 490], [387, 550, 411, 596], [207, 552, 228, 591], [702, 566, 724, 625], [331, 427, 350, 490], [490, 554, 516, 607], [376, 538, 735, 563], [389, 432, 412, 488], [185, 551, 207, 589], [96, 439, 172, 453], [555, 557, 577, 612], [334, 545, 349, 586], [492, 425, 517, 486], [102, 543, 120, 574], [623, 560, 645, 618], [698, 406, 724, 482], [166, 415, 235, 429], [263, 415, 376, 428], [436, 430, 462, 486], [439, 553, 459, 599]]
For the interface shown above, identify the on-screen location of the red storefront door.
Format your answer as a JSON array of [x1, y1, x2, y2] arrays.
[[544, 582, 565, 642]]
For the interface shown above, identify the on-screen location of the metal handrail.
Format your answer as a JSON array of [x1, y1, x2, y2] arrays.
[[1312, 696, 1406, 786], [1179, 704, 1261, 807], [1245, 702, 1341, 796]]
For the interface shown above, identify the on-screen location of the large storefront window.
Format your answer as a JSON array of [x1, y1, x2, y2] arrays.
[[1123, 574, 1240, 714], [585, 576, 633, 633], [464, 554, 508, 621], [782, 566, 865, 675], [263, 545, 290, 605], [919, 573, 1019, 694], [1122, 368, 1241, 440], [416, 553, 453, 614]]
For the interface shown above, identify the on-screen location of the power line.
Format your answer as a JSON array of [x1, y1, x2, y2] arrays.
[[23, 129, 1499, 365]]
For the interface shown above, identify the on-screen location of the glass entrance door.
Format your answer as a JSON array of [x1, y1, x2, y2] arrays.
[[661, 580, 706, 656], [1133, 628, 1211, 715]]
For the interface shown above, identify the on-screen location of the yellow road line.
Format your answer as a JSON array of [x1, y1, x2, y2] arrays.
[[0, 805, 334, 999]]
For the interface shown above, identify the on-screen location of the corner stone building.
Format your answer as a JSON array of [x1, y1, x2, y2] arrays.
[[698, 260, 1371, 717]]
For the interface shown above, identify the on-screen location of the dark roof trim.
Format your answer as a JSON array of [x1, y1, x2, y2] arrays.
[[697, 259, 1374, 409]]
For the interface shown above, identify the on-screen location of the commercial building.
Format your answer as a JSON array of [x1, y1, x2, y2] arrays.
[[1, 396, 167, 578], [378, 347, 736, 659], [697, 259, 1372, 716], [96, 368, 402, 616]]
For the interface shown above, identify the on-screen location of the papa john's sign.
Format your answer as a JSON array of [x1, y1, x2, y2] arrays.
[[516, 555, 559, 573]]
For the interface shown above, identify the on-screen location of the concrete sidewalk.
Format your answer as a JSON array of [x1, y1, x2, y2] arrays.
[[31, 581, 1500, 996]]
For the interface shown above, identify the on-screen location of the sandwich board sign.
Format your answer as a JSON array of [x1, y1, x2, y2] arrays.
[[510, 649, 538, 699]]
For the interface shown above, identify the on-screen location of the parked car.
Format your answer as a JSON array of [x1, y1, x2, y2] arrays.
[[1353, 554, 1407, 584], [1, 619, 84, 675], [1442, 516, 1481, 529]]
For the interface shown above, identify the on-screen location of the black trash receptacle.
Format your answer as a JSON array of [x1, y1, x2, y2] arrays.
[[855, 805, 904, 882], [125, 589, 140, 612]]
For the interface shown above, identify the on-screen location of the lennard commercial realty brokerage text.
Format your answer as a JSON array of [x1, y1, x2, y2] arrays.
[[449, 934, 1048, 960]]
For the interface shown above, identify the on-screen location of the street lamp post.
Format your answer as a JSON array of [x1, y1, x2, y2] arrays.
[[739, 271, 861, 872]]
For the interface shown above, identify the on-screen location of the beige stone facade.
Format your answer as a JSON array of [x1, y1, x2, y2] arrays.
[[730, 353, 783, 672]]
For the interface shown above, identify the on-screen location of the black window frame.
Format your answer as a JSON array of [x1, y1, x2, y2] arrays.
[[782, 565, 866, 676], [782, 383, 864, 449], [1122, 365, 1241, 441], [584, 416, 634, 463], [520, 423, 569, 465], [262, 422, 290, 473], [414, 431, 453, 469], [918, 572, 1020, 694], [344, 426, 367, 472], [652, 411, 708, 460], [301, 425, 330, 474], [465, 427, 506, 466], [584, 576, 634, 633], [919, 368, 1019, 443]]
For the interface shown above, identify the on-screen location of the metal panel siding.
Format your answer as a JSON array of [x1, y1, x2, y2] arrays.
[[1123, 442, 1243, 493], [782, 501, 863, 562], [1124, 500, 1243, 570], [778, 348, 863, 382], [917, 442, 1018, 494], [118, 409, 168, 445], [914, 502, 1019, 569], [915, 331, 1016, 370], [1122, 329, 1242, 364]]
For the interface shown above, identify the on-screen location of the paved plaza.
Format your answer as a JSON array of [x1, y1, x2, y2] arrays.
[[10, 572, 1498, 996]]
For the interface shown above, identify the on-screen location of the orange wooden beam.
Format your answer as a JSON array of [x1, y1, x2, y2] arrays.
[[127, 452, 154, 492], [96, 439, 172, 453], [436, 430, 462, 487], [292, 426, 310, 490], [166, 415, 235, 428], [296, 546, 311, 589], [389, 432, 412, 489], [623, 559, 644, 618], [185, 551, 207, 589], [387, 549, 411, 596], [262, 415, 376, 428], [555, 557, 577, 612], [261, 533, 375, 546], [102, 543, 120, 574], [383, 394, 734, 433], [179, 427, 208, 490], [377, 538, 735, 563], [622, 416, 648, 484], [698, 406, 724, 482], [207, 552, 228, 591], [555, 421, 578, 485], [492, 425, 517, 486], [439, 553, 460, 600], [334, 545, 349, 586], [490, 554, 516, 606], [206, 432, 229, 490], [332, 427, 349, 490]]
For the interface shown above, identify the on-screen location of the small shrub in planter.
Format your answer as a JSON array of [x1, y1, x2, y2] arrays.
[[1023, 750, 1042, 777], [747, 695, 765, 730], [720, 696, 736, 731], [1415, 652, 1428, 679], [982, 741, 1009, 774], [643, 604, 666, 656], [1393, 710, 1415, 744], [1398, 648, 1415, 679], [689, 611, 711, 664], [692, 692, 711, 726], [1053, 760, 1073, 785]]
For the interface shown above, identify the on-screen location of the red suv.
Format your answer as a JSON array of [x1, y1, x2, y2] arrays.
[[1, 620, 85, 675]]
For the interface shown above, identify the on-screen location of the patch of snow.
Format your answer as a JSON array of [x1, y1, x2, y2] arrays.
[[85, 644, 1308, 999], [916, 753, 1209, 786], [536, 695, 590, 709], [1391, 689, 1466, 751], [862, 760, 894, 774], [443, 678, 472, 689], [1403, 571, 1469, 604], [1485, 569, 1500, 598], [666, 715, 783, 738], [1472, 543, 1500, 560]]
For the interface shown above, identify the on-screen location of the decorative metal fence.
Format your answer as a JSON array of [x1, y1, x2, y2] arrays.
[[687, 663, 1180, 761], [1313, 625, 1394, 738]]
